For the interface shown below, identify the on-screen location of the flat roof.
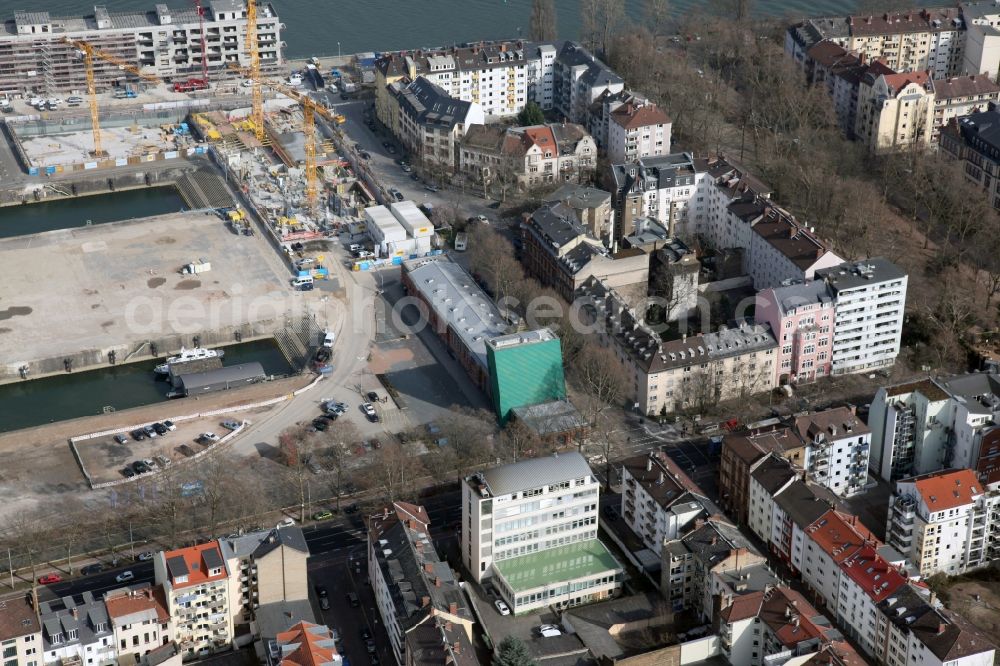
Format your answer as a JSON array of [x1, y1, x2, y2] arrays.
[[494, 539, 621, 593], [477, 451, 592, 497], [365, 205, 407, 238]]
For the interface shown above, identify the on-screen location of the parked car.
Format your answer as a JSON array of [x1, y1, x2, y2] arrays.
[[344, 504, 359, 514], [163, 420, 176, 431], [319, 597, 330, 611], [115, 571, 134, 583], [198, 432, 220, 444], [347, 593, 360, 608], [392, 190, 404, 201], [221, 419, 241, 430], [142, 425, 158, 438], [359, 151, 371, 160], [131, 429, 146, 441], [113, 434, 128, 444], [315, 585, 328, 598], [132, 460, 151, 474], [361, 403, 378, 421], [152, 422, 168, 435], [424, 184, 440, 193], [277, 517, 295, 529], [153, 455, 170, 468], [312, 509, 334, 521], [538, 624, 562, 638], [410, 173, 420, 181], [122, 468, 136, 478], [365, 639, 377, 654], [311, 418, 329, 432], [136, 551, 154, 562], [366, 391, 379, 402], [81, 564, 103, 576], [494, 600, 510, 616], [38, 574, 62, 585], [401, 164, 412, 173]]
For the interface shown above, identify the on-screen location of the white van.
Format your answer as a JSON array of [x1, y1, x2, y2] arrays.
[[454, 232, 468, 252], [322, 330, 335, 348], [291, 276, 314, 289]]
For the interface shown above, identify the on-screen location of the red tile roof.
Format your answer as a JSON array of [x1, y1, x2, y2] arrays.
[[162, 541, 228, 590], [610, 102, 671, 130], [522, 125, 558, 156], [719, 591, 764, 623], [806, 510, 872, 563], [104, 585, 170, 624], [277, 621, 340, 666], [911, 468, 983, 512], [882, 70, 931, 95], [840, 545, 907, 603], [760, 588, 834, 648]]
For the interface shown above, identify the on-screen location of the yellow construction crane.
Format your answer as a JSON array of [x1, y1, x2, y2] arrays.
[[62, 37, 159, 157], [245, 0, 265, 141]]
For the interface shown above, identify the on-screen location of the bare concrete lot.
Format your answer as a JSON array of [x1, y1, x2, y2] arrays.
[[0, 210, 293, 371]]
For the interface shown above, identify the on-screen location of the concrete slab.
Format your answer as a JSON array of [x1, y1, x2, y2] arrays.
[[0, 210, 294, 372], [17, 123, 190, 168]]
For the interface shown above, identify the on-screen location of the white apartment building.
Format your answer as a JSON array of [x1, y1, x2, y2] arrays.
[[461, 453, 622, 614], [0, 2, 282, 96], [886, 468, 1000, 576], [855, 69, 936, 153], [869, 373, 1000, 482], [0, 597, 41, 666], [39, 593, 115, 666], [619, 452, 712, 552], [154, 542, 234, 661], [964, 0, 1000, 80], [815, 258, 908, 377], [525, 43, 557, 110], [794, 407, 871, 496], [392, 76, 486, 174], [747, 454, 798, 548], [931, 74, 1000, 141], [103, 586, 171, 661], [606, 101, 671, 164], [552, 41, 625, 124]]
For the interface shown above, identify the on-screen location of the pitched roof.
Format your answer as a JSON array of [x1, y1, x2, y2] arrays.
[[774, 480, 836, 530], [162, 541, 228, 590], [0, 596, 40, 641], [909, 468, 983, 512], [398, 76, 475, 130], [718, 591, 764, 622], [622, 451, 708, 510], [794, 407, 870, 442], [910, 607, 996, 662], [276, 621, 340, 666], [521, 125, 558, 156], [933, 74, 1000, 100], [840, 545, 907, 603], [751, 454, 797, 495], [103, 585, 169, 626], [758, 587, 836, 648], [461, 124, 506, 152], [806, 510, 870, 563], [748, 205, 838, 271], [848, 7, 963, 37], [610, 102, 670, 130], [881, 71, 931, 96]]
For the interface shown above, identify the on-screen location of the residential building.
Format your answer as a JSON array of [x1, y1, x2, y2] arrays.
[[747, 453, 799, 548], [579, 276, 779, 416], [461, 452, 622, 613], [552, 41, 625, 124], [869, 373, 1000, 482], [39, 593, 115, 666], [103, 585, 171, 660], [855, 69, 936, 153], [485, 328, 566, 425], [963, 0, 1000, 80], [0, 596, 41, 666], [270, 622, 341, 666], [392, 77, 485, 174], [520, 202, 649, 303], [793, 407, 871, 497], [755, 279, 836, 386], [368, 502, 472, 666], [402, 618, 477, 666], [525, 43, 557, 111], [931, 74, 1000, 141], [153, 542, 234, 660], [886, 468, 1000, 576], [606, 101, 672, 164], [660, 518, 769, 619], [785, 8, 965, 79], [400, 256, 511, 393], [804, 41, 891, 138], [458, 122, 596, 190], [619, 452, 715, 552], [814, 258, 908, 377], [719, 427, 808, 525], [587, 89, 645, 147], [219, 527, 310, 625], [541, 183, 613, 241], [0, 2, 283, 96], [647, 237, 700, 323], [940, 103, 1000, 210], [256, 602, 314, 666]]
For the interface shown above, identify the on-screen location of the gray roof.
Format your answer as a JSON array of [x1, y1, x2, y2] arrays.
[[39, 594, 112, 652], [477, 451, 593, 496], [773, 480, 836, 529], [530, 201, 594, 250], [177, 362, 266, 393], [255, 600, 315, 642], [403, 256, 509, 370], [556, 41, 623, 88], [935, 373, 1000, 415], [955, 107, 1000, 156], [510, 399, 588, 437], [399, 77, 475, 130], [751, 454, 797, 494], [767, 278, 834, 315], [563, 592, 665, 660], [166, 556, 189, 579], [544, 183, 611, 210], [221, 526, 310, 560], [815, 257, 907, 292], [201, 547, 223, 571], [680, 519, 759, 567]]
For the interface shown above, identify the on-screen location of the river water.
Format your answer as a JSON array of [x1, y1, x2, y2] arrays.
[[25, 0, 940, 59], [0, 339, 293, 433]]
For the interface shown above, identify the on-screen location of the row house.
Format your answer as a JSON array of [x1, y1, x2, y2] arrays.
[[619, 452, 715, 552], [886, 468, 1000, 576], [606, 100, 672, 164], [103, 586, 171, 661], [369, 502, 472, 665], [39, 593, 114, 666], [720, 427, 809, 525], [579, 276, 778, 417], [793, 407, 872, 496], [930, 74, 1000, 141], [0, 597, 41, 666], [940, 103, 1000, 210], [869, 373, 1000, 482], [756, 279, 836, 385], [541, 183, 613, 241], [804, 41, 891, 138], [855, 69, 936, 153], [154, 542, 234, 661], [220, 527, 310, 625], [390, 77, 485, 174], [458, 122, 596, 190], [785, 8, 965, 79]]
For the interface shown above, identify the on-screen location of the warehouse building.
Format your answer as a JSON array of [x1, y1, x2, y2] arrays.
[[0, 1, 283, 96], [174, 362, 266, 396]]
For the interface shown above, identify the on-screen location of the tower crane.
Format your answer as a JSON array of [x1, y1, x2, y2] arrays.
[[63, 37, 159, 157], [245, 0, 265, 141], [192, 0, 209, 84]]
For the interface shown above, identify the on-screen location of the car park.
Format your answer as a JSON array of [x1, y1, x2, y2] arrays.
[[115, 571, 134, 583], [494, 600, 510, 616], [38, 574, 62, 585]]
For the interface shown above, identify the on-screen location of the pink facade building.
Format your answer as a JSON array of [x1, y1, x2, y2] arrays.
[[756, 280, 835, 385]]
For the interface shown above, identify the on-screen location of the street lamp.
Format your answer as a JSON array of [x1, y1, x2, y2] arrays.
[[337, 42, 341, 58]]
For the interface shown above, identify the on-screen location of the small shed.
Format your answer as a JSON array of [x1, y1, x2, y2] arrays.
[[175, 362, 266, 396]]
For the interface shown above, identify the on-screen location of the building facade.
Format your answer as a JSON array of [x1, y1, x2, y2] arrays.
[[793, 407, 871, 497], [0, 597, 41, 666], [755, 280, 836, 386], [103, 586, 171, 661], [220, 527, 310, 626], [931, 74, 1000, 141], [0, 2, 282, 96], [392, 77, 485, 174], [855, 69, 936, 153], [606, 101, 671, 164], [940, 103, 1000, 210], [461, 453, 622, 614]]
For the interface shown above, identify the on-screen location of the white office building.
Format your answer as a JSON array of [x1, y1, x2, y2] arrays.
[[461, 453, 622, 614]]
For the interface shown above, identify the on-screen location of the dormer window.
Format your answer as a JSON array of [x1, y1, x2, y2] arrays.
[[67, 630, 78, 641], [209, 568, 222, 576], [50, 633, 63, 645], [174, 575, 189, 584]]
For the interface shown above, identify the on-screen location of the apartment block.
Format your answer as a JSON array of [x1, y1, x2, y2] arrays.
[[0, 596, 42, 666], [619, 452, 715, 552], [220, 527, 310, 625], [541, 183, 612, 241], [886, 468, 1000, 576], [815, 258, 908, 377], [755, 279, 836, 385], [855, 69, 936, 153], [963, 0, 1000, 80], [402, 618, 477, 666], [369, 502, 472, 665], [869, 373, 1000, 482], [552, 41, 625, 125], [794, 407, 872, 496], [461, 452, 621, 614], [390, 77, 485, 174], [154, 542, 234, 661], [931, 74, 1000, 141], [804, 41, 890, 138], [269, 622, 341, 666], [606, 101, 671, 164], [940, 103, 1000, 210], [103, 586, 171, 660], [719, 427, 808, 525], [39, 593, 115, 666], [0, 2, 282, 96]]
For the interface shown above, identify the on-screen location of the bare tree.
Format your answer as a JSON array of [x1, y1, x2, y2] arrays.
[[364, 440, 424, 503], [56, 514, 87, 577], [642, 0, 671, 37], [498, 418, 542, 462], [198, 458, 238, 538], [572, 342, 628, 426], [530, 0, 559, 42], [466, 225, 524, 304], [318, 419, 361, 511], [6, 513, 49, 591], [279, 427, 316, 523]]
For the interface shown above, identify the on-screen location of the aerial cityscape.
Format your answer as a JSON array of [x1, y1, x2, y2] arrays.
[[0, 1, 998, 666]]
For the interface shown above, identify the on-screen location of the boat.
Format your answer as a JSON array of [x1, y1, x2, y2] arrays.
[[154, 347, 224, 374]]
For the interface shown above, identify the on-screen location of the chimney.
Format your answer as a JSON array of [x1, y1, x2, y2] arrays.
[[929, 591, 937, 606], [859, 52, 866, 64], [938, 622, 947, 635], [710, 536, 717, 545], [658, 471, 665, 485], [71, 609, 78, 619], [445, 621, 452, 631], [435, 577, 442, 588], [424, 562, 434, 574], [449, 602, 458, 614], [848, 16, 853, 25], [422, 595, 431, 607], [501, 43, 507, 52], [453, 641, 461, 654]]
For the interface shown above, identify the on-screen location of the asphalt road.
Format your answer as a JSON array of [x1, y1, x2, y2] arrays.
[[37, 560, 155, 604]]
